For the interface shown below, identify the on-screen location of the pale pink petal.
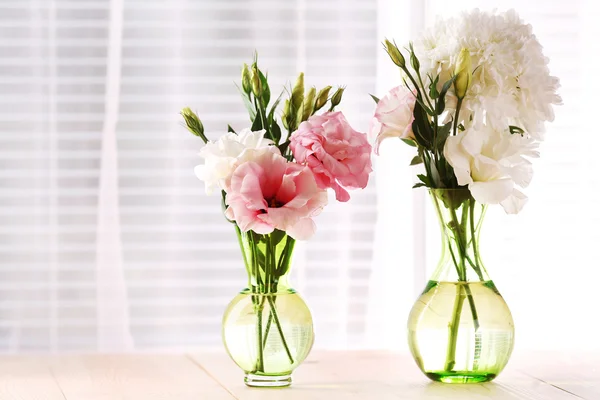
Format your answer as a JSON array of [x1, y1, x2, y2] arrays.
[[286, 218, 317, 240]]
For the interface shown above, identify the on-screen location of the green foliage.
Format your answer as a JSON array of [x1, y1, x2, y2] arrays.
[[436, 75, 458, 115], [410, 155, 423, 166], [428, 74, 440, 99], [401, 138, 417, 147], [369, 94, 380, 104], [434, 122, 452, 151]]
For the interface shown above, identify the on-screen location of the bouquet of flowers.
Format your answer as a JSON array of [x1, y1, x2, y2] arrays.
[[370, 9, 561, 213], [181, 55, 372, 385]]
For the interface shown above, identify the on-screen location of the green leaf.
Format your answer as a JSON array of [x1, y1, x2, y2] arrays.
[[271, 120, 282, 144], [411, 100, 433, 149], [227, 124, 236, 134], [434, 122, 452, 151], [251, 113, 263, 131], [401, 138, 417, 147], [410, 155, 423, 166], [369, 94, 380, 104], [428, 74, 440, 99], [412, 183, 427, 189], [278, 140, 290, 156], [258, 69, 270, 108], [417, 174, 431, 186], [267, 92, 283, 126], [269, 229, 287, 246], [235, 83, 256, 121], [436, 75, 458, 115], [414, 95, 435, 117]]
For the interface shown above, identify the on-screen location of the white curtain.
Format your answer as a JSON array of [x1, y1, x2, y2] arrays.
[[0, 0, 597, 352], [0, 0, 379, 352]]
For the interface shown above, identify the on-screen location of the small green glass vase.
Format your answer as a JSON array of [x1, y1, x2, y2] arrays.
[[222, 227, 314, 387], [408, 189, 515, 384]]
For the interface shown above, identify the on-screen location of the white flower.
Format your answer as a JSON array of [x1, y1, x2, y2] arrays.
[[444, 125, 538, 214], [413, 9, 562, 139], [195, 129, 274, 194]]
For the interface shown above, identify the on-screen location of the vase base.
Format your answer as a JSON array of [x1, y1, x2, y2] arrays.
[[425, 372, 496, 384], [244, 373, 292, 387]]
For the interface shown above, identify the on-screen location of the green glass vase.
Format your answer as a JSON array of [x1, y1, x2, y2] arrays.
[[222, 227, 314, 387], [408, 189, 515, 383]]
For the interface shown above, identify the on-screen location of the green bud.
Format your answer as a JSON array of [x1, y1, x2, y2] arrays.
[[454, 48, 472, 99], [410, 52, 420, 72], [299, 87, 316, 122], [251, 65, 263, 98], [314, 85, 332, 112], [241, 63, 252, 94], [329, 86, 345, 111], [290, 72, 305, 114], [180, 107, 207, 143], [281, 99, 290, 130], [384, 39, 405, 68]]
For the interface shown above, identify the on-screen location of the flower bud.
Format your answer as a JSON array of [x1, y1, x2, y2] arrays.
[[314, 85, 332, 111], [290, 72, 304, 114], [454, 48, 472, 99], [241, 63, 251, 94], [180, 107, 207, 142], [410, 52, 420, 72], [384, 39, 405, 68], [329, 86, 345, 110], [281, 99, 291, 130], [251, 65, 263, 98], [300, 87, 316, 122]]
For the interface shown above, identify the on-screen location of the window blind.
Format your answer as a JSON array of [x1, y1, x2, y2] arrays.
[[0, 0, 378, 352]]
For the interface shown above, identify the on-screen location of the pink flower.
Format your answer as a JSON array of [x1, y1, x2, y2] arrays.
[[289, 112, 372, 202], [369, 85, 417, 154], [224, 149, 328, 240]]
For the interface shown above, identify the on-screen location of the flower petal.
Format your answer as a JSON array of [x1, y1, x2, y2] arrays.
[[499, 189, 528, 214], [469, 179, 513, 204]]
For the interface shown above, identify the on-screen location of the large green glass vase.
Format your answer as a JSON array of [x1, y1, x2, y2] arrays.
[[408, 189, 515, 383], [222, 227, 314, 387]]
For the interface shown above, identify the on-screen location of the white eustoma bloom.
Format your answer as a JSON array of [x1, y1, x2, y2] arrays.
[[444, 125, 538, 214], [413, 9, 562, 139], [195, 129, 274, 194]]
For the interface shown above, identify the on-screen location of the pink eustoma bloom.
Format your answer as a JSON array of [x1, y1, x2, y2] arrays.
[[224, 149, 328, 240], [290, 111, 372, 202]]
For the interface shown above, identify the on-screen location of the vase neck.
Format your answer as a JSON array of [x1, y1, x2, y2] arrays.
[[429, 189, 490, 283], [236, 227, 296, 294]]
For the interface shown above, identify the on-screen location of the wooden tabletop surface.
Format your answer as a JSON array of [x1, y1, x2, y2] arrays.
[[0, 351, 596, 399]]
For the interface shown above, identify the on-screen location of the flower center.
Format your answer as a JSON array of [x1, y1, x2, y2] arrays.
[[268, 197, 283, 208]]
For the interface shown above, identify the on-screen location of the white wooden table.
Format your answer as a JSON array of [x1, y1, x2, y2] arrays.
[[0, 351, 596, 399]]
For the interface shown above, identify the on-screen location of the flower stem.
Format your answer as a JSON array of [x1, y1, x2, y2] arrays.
[[256, 296, 265, 372], [444, 202, 482, 372], [262, 312, 273, 349], [452, 98, 463, 136], [445, 283, 465, 371], [267, 296, 294, 364]]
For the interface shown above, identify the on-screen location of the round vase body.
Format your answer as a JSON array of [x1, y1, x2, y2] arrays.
[[407, 189, 514, 383], [222, 228, 313, 387]]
